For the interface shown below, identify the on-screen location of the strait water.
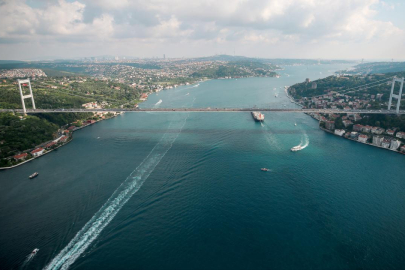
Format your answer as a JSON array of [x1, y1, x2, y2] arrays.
[[1, 64, 405, 270]]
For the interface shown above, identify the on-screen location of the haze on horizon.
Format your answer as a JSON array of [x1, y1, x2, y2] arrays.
[[0, 0, 404, 61]]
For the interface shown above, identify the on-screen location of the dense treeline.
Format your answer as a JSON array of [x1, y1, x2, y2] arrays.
[[358, 114, 405, 131], [0, 113, 58, 160], [36, 112, 93, 126]]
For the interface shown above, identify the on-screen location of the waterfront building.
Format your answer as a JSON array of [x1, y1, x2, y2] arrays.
[[13, 153, 28, 161], [350, 132, 358, 139], [373, 136, 384, 146], [358, 134, 368, 143], [390, 140, 402, 150], [401, 145, 405, 153], [386, 129, 395, 136], [31, 148, 44, 157], [334, 129, 345, 136], [381, 138, 391, 149]]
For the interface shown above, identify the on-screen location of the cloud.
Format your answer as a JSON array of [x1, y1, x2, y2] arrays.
[[0, 0, 404, 59]]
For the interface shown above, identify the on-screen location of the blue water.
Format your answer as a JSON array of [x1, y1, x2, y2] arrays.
[[1, 64, 405, 269]]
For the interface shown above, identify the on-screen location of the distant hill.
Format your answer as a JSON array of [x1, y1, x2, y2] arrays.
[[348, 62, 405, 74]]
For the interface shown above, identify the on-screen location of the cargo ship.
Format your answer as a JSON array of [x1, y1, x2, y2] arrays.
[[251, 112, 264, 122]]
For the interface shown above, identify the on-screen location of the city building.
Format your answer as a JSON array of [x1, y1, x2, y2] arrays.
[[353, 124, 363, 132], [350, 132, 358, 139], [334, 129, 345, 136], [390, 140, 402, 150], [358, 134, 368, 143], [31, 148, 44, 157], [396, 132, 405, 139], [373, 136, 384, 146], [13, 153, 28, 161], [381, 138, 391, 148]]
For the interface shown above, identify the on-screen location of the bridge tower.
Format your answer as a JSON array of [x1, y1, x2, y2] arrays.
[[17, 78, 36, 115], [388, 77, 404, 114]]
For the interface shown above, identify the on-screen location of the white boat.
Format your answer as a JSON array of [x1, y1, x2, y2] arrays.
[[29, 172, 39, 179], [294, 123, 297, 126], [186, 93, 189, 96], [291, 145, 304, 152], [261, 168, 270, 172], [31, 248, 39, 255], [155, 99, 162, 105]]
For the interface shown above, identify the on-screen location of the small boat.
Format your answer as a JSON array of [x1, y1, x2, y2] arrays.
[[291, 145, 303, 152], [29, 172, 39, 179], [261, 168, 270, 172], [31, 248, 39, 255], [294, 123, 297, 126], [186, 93, 189, 96]]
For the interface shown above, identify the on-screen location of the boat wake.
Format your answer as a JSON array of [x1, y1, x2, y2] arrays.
[[260, 122, 280, 150], [21, 250, 38, 269], [44, 115, 190, 270], [292, 133, 309, 151], [154, 99, 162, 106]]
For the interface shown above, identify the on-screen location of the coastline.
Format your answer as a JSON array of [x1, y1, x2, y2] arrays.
[[0, 113, 122, 170], [319, 126, 405, 155]]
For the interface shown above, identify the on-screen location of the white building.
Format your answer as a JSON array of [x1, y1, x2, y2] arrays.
[[334, 129, 345, 136], [358, 134, 368, 143], [31, 148, 44, 157], [390, 140, 401, 150]]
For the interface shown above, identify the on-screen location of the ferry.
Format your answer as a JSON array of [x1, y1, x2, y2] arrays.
[[291, 145, 304, 152], [29, 172, 39, 179], [261, 168, 270, 172], [251, 112, 265, 122]]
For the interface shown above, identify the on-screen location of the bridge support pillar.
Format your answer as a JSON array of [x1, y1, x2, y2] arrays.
[[388, 77, 404, 114], [17, 78, 36, 115]]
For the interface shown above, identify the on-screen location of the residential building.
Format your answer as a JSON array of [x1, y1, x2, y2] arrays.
[[373, 136, 384, 146], [386, 129, 395, 136], [390, 140, 401, 150], [353, 124, 363, 132], [334, 129, 345, 136], [14, 153, 28, 161], [31, 148, 44, 157], [381, 138, 391, 148], [362, 125, 372, 133], [342, 120, 353, 128], [358, 134, 368, 143], [396, 132, 405, 139], [400, 145, 405, 153], [350, 132, 358, 139]]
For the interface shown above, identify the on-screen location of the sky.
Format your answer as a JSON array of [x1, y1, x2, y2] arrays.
[[0, 0, 404, 60]]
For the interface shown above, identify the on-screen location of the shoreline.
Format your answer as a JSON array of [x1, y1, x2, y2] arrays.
[[0, 113, 122, 170], [319, 126, 405, 155]]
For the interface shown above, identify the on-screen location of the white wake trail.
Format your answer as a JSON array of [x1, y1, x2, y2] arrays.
[[44, 115, 189, 270]]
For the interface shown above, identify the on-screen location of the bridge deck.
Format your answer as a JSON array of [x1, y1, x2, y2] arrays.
[[0, 108, 404, 114]]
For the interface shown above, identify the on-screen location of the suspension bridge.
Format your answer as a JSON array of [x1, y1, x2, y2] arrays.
[[3, 76, 404, 115]]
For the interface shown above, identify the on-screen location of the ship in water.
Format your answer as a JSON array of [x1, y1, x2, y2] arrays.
[[291, 145, 304, 152], [29, 172, 39, 179], [251, 112, 264, 122]]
